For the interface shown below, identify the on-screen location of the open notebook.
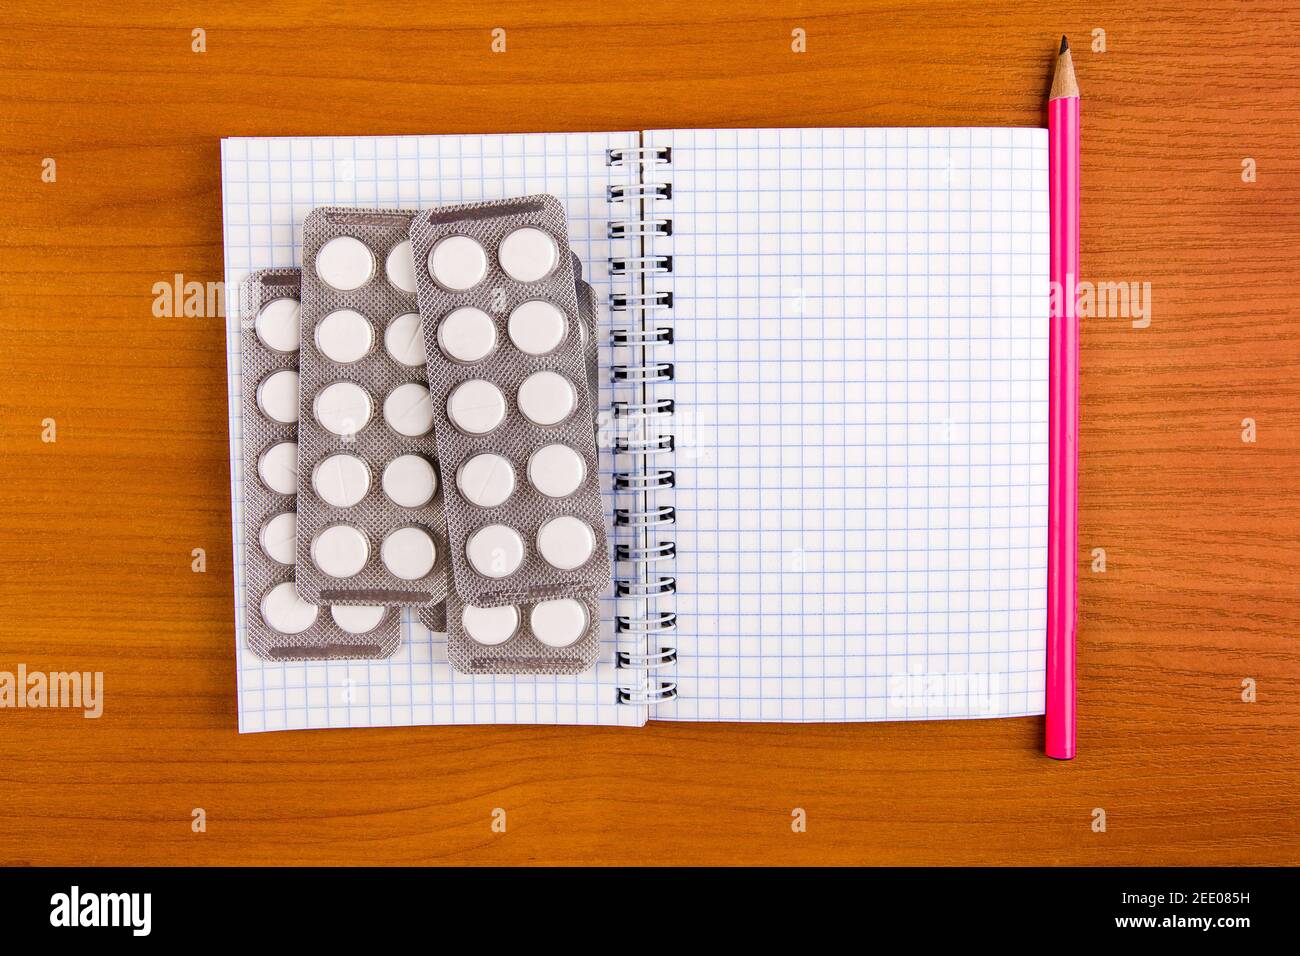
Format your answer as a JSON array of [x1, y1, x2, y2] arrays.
[[221, 127, 1048, 733]]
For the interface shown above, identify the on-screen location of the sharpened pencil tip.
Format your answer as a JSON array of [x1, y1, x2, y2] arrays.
[[1060, 35, 1069, 53]]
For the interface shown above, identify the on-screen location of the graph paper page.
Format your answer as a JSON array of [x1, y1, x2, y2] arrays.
[[221, 131, 645, 732], [649, 127, 1050, 722]]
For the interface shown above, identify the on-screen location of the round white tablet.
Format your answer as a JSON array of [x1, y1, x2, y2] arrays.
[[314, 309, 374, 364], [381, 526, 437, 580], [254, 298, 301, 352], [456, 453, 515, 508], [527, 444, 586, 498], [312, 453, 371, 508], [257, 441, 298, 495], [315, 235, 374, 291], [507, 300, 567, 356], [314, 381, 372, 436], [259, 512, 296, 565], [437, 307, 497, 363], [385, 239, 418, 294], [260, 581, 318, 634], [499, 227, 558, 282], [461, 603, 519, 646], [311, 523, 369, 578], [384, 312, 426, 367], [383, 382, 434, 437], [256, 369, 299, 424], [465, 524, 525, 578], [446, 379, 506, 435], [530, 598, 589, 648], [536, 515, 596, 570], [517, 371, 576, 426], [382, 454, 438, 508], [428, 235, 487, 291], [331, 604, 387, 635]]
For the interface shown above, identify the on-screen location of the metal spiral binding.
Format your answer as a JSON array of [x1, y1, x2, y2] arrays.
[[610, 142, 678, 706]]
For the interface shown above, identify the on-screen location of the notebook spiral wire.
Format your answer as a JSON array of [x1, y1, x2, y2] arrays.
[[608, 144, 678, 704]]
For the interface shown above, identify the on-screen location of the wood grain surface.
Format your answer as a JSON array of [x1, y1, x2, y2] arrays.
[[1, 0, 1298, 867]]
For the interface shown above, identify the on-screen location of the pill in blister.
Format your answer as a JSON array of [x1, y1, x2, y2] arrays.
[[260, 581, 319, 634], [437, 307, 497, 363], [380, 526, 437, 580], [466, 524, 525, 578], [461, 603, 519, 646], [255, 297, 301, 352], [536, 515, 596, 570], [384, 312, 426, 367], [314, 381, 373, 436], [312, 453, 371, 508], [259, 512, 297, 565], [507, 300, 567, 356], [312, 523, 369, 578], [257, 369, 300, 424], [517, 371, 576, 426], [527, 443, 586, 498], [257, 441, 298, 495], [456, 453, 515, 508], [382, 454, 437, 508], [447, 379, 506, 435], [315, 309, 374, 364], [499, 227, 558, 283], [383, 382, 434, 437], [331, 604, 387, 635], [385, 240, 418, 294], [316, 236, 375, 291], [428, 235, 487, 291], [530, 598, 589, 648]]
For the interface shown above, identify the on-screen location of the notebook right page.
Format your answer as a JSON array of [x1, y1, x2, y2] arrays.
[[648, 127, 1049, 722]]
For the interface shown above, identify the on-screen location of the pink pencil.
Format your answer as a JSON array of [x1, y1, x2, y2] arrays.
[[1046, 36, 1080, 760]]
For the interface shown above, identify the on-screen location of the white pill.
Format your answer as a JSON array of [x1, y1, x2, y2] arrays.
[[383, 382, 434, 437], [312, 453, 371, 508], [385, 239, 419, 294], [331, 604, 387, 635], [517, 371, 576, 426], [381, 526, 437, 580], [256, 369, 299, 424], [499, 227, 558, 282], [437, 307, 497, 363], [314, 381, 372, 436], [447, 379, 506, 435], [312, 524, 369, 578], [461, 603, 519, 646], [259, 512, 297, 565], [314, 309, 373, 364], [260, 581, 318, 634], [530, 598, 590, 648], [536, 515, 596, 570], [384, 312, 426, 367], [315, 236, 374, 291], [528, 444, 586, 498], [428, 235, 487, 291], [257, 441, 298, 495], [254, 297, 301, 352], [456, 453, 515, 508], [382, 454, 438, 508], [507, 300, 567, 356], [465, 524, 525, 578]]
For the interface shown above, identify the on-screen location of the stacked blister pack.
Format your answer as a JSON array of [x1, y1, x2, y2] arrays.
[[237, 196, 611, 674]]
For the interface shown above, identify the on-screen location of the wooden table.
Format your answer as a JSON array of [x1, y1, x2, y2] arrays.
[[1, 1, 1297, 866]]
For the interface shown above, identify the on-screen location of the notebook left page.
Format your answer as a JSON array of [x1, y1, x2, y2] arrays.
[[221, 131, 645, 732]]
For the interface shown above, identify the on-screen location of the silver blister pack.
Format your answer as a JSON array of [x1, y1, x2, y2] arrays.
[[237, 268, 401, 659]]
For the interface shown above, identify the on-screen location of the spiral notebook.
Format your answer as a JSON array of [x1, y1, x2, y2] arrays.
[[221, 127, 1049, 733]]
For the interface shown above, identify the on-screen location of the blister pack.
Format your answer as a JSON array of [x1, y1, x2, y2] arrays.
[[237, 269, 401, 659], [296, 208, 452, 607], [446, 591, 601, 675], [408, 195, 612, 609]]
